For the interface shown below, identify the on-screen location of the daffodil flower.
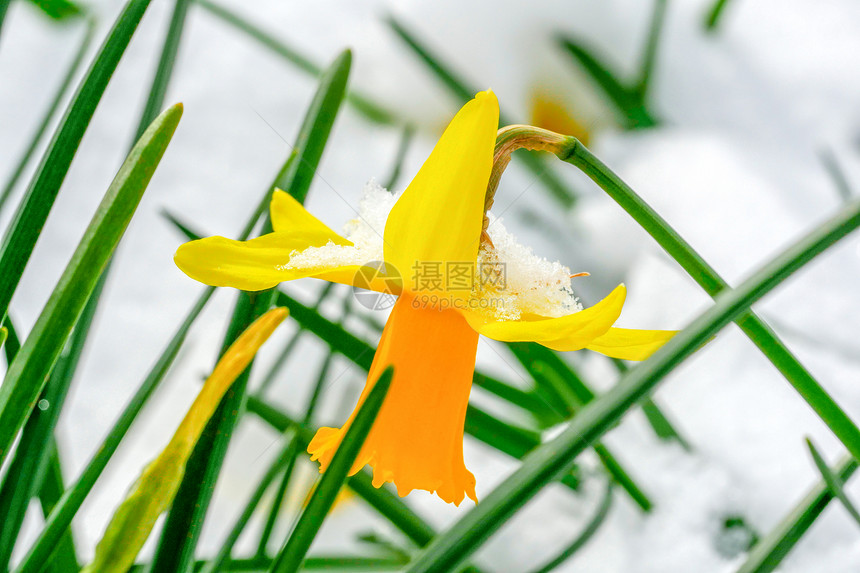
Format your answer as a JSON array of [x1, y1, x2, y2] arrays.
[[175, 90, 675, 505]]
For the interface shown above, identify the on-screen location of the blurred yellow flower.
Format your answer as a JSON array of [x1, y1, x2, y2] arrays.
[[175, 90, 675, 505]]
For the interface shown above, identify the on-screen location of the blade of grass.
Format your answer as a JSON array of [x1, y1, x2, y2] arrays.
[[0, 190, 113, 569], [13, 285, 216, 573], [16, 130, 273, 568], [528, 479, 613, 573], [0, 16, 96, 213], [0, 0, 9, 42], [151, 50, 353, 572], [636, 0, 668, 97], [0, 333, 81, 569], [256, 283, 335, 395], [403, 197, 860, 573], [0, 327, 6, 351], [805, 439, 860, 527], [0, 103, 182, 468], [270, 367, 393, 572], [0, 0, 155, 322], [383, 123, 416, 190], [705, 0, 734, 32], [560, 139, 860, 467], [386, 14, 577, 208], [152, 288, 278, 572], [26, 0, 84, 20], [557, 37, 656, 129], [36, 445, 79, 573], [735, 455, 857, 573], [195, 0, 396, 126], [820, 148, 853, 204], [0, 316, 19, 366]]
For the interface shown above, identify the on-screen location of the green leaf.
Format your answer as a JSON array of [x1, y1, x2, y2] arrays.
[[402, 197, 860, 572], [557, 37, 656, 129], [561, 139, 860, 472], [383, 123, 416, 190], [0, 103, 182, 468], [735, 456, 857, 573], [25, 0, 84, 20], [0, 0, 155, 321], [635, 0, 668, 97], [805, 439, 860, 527], [35, 444, 78, 573], [196, 0, 397, 126], [13, 286, 216, 573], [0, 327, 6, 350], [0, 17, 96, 213], [82, 309, 287, 573], [270, 367, 394, 572], [705, 0, 734, 31]]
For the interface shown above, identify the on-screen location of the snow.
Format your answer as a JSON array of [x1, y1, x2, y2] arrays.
[[2, 0, 860, 570]]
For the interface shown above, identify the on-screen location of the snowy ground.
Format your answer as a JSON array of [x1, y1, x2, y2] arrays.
[[2, 0, 860, 570]]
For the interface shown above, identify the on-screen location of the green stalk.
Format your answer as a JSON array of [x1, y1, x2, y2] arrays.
[[403, 197, 860, 572]]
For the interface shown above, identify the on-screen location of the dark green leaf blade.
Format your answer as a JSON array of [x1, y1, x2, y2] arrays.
[[806, 439, 860, 527], [26, 0, 84, 20]]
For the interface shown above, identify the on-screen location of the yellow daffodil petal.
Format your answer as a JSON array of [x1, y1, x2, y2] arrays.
[[270, 189, 350, 245], [585, 327, 678, 361], [175, 233, 400, 293], [383, 91, 498, 296], [464, 284, 627, 351], [309, 292, 479, 506]]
